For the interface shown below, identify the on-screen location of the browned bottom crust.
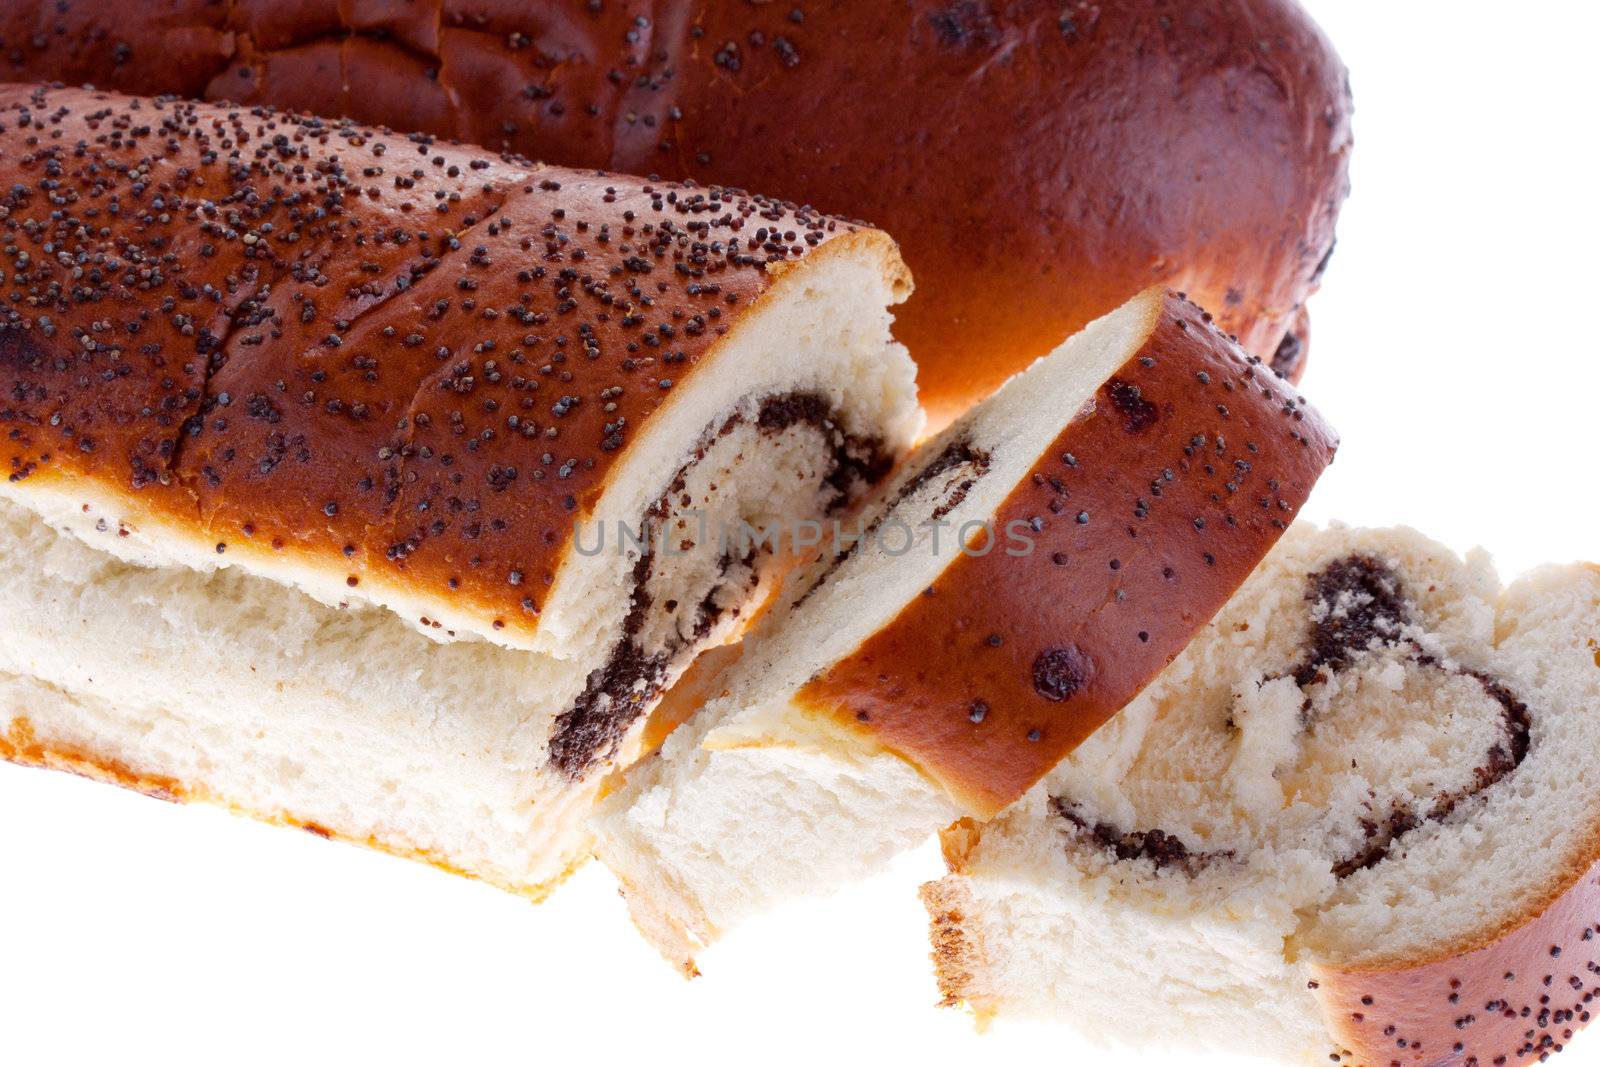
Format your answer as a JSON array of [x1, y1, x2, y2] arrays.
[[919, 875, 995, 1021], [1, 716, 581, 903]]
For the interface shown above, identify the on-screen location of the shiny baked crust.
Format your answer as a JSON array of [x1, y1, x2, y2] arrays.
[[1310, 832, 1600, 1067], [0, 83, 905, 647], [800, 291, 1336, 816], [0, 0, 1353, 424]]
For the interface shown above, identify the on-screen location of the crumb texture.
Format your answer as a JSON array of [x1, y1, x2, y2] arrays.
[[0, 84, 922, 882], [0, 496, 593, 894], [927, 524, 1600, 1066], [593, 289, 1333, 971]]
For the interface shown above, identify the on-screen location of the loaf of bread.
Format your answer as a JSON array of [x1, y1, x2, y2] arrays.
[[922, 525, 1600, 1066], [0, 84, 920, 892], [0, 0, 1353, 425], [594, 287, 1337, 971]]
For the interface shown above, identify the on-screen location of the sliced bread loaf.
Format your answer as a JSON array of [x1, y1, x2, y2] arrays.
[[923, 524, 1600, 1066], [0, 84, 919, 893], [594, 288, 1336, 971]]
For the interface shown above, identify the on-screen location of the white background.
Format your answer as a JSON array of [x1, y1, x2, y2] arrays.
[[3, 3, 1598, 1064]]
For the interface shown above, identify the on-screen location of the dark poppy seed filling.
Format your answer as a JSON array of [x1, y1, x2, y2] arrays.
[[785, 435, 991, 615], [1270, 330, 1306, 379], [1052, 554, 1534, 880], [546, 391, 889, 779], [1052, 797, 1235, 877], [1291, 554, 1415, 689], [752, 392, 894, 503], [1329, 665, 1531, 879], [919, 439, 991, 524], [1299, 558, 1533, 877]]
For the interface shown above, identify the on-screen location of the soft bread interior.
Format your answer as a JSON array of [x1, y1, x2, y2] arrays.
[[0, 244, 916, 888], [711, 286, 1162, 727], [0, 499, 590, 895], [591, 290, 1165, 970], [539, 234, 921, 661], [928, 525, 1600, 1062], [1308, 561, 1600, 968]]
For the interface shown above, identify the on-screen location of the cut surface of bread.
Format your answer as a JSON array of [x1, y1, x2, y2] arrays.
[[0, 86, 919, 883], [0, 498, 588, 895], [593, 288, 1336, 972], [923, 524, 1600, 1067]]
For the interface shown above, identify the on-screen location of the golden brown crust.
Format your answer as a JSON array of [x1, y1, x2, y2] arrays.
[[0, 83, 881, 644], [797, 291, 1337, 816], [920, 875, 995, 1019], [0, 713, 581, 901], [1, 714, 186, 803], [1310, 844, 1600, 1067], [937, 817, 985, 874], [1, 0, 1352, 425]]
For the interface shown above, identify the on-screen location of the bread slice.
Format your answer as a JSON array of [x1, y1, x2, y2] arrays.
[[593, 288, 1337, 971], [0, 85, 919, 891], [922, 524, 1600, 1067]]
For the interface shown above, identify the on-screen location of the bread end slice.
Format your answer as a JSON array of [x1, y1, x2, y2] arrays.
[[919, 528, 1600, 1066]]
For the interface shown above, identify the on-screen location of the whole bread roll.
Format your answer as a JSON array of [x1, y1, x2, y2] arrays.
[[923, 525, 1600, 1067], [0, 84, 920, 890], [0, 0, 1353, 426], [593, 288, 1336, 972]]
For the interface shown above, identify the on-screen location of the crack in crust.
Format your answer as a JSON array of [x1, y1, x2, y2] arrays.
[[1, 85, 895, 649], [0, 0, 1353, 424]]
